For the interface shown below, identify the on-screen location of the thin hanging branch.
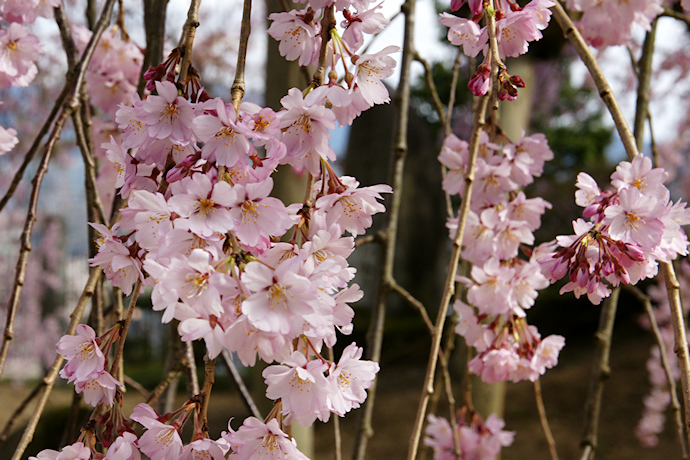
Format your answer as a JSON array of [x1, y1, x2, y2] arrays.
[[534, 379, 559, 460], [108, 281, 142, 380], [0, 0, 118, 379], [351, 0, 417, 456], [552, 5, 690, 447], [626, 285, 688, 458], [11, 268, 101, 460], [327, 347, 343, 460], [407, 92, 489, 460], [220, 350, 262, 419], [231, 0, 253, 110], [580, 286, 619, 460], [413, 51, 445, 123], [633, 20, 657, 153]]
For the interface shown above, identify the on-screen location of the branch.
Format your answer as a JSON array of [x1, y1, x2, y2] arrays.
[[633, 20, 657, 153], [138, 0, 169, 95], [407, 92, 489, 460], [580, 286, 619, 460], [388, 278, 433, 333], [0, 383, 41, 447], [626, 284, 688, 458], [183, 341, 200, 396], [551, 3, 639, 162], [351, 0, 417, 456], [123, 374, 152, 399], [146, 364, 185, 407], [327, 347, 343, 460], [0, 0, 118, 379], [220, 350, 262, 419], [198, 356, 216, 435], [231, 0, 253, 110], [661, 262, 690, 451], [413, 51, 445, 123], [662, 6, 690, 26], [486, 1, 504, 112], [108, 280, 142, 380], [534, 379, 559, 460], [177, 0, 202, 86], [10, 268, 101, 460]]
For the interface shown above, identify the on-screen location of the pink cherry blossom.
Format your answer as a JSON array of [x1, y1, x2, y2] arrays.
[[264, 351, 332, 426], [56, 324, 105, 382], [268, 8, 321, 67], [75, 370, 122, 407], [0, 125, 18, 154], [105, 432, 141, 460], [353, 45, 399, 106], [224, 417, 310, 459], [327, 343, 379, 415], [0, 23, 41, 88], [140, 80, 196, 144]]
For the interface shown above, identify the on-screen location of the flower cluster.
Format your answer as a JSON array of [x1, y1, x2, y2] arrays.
[[440, 130, 565, 383], [268, 0, 397, 120], [423, 410, 515, 460], [77, 0, 396, 452], [538, 155, 690, 304], [55, 324, 122, 407], [439, 0, 554, 98]]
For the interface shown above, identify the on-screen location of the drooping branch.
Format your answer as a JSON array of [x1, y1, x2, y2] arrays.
[[534, 379, 559, 460], [580, 286, 619, 460], [231, 0, 253, 110], [633, 20, 657, 153], [0, 0, 118, 379], [413, 51, 445, 123], [351, 0, 417, 456], [626, 285, 688, 458], [407, 93, 489, 460], [138, 0, 169, 95], [10, 268, 101, 460], [553, 5, 690, 447], [551, 3, 638, 162], [220, 350, 262, 419], [108, 281, 142, 381]]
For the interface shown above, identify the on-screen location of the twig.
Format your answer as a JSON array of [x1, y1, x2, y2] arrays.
[[662, 6, 690, 26], [108, 280, 142, 381], [220, 350, 262, 419], [534, 379, 559, 460], [183, 341, 200, 396], [10, 268, 101, 460], [626, 285, 688, 458], [177, 0, 202, 86], [486, 0, 504, 111], [146, 364, 185, 407], [312, 5, 336, 88], [661, 262, 690, 450], [0, 0, 118, 379], [198, 355, 216, 435], [407, 92, 489, 460], [351, 0, 417, 456], [388, 278, 433, 333], [580, 286, 619, 460], [124, 375, 152, 399], [231, 0, 253, 110], [327, 348, 343, 460], [413, 51, 445, 123], [0, 382, 41, 447], [439, 49, 464, 220], [633, 20, 657, 153], [553, 4, 690, 445], [551, 2, 638, 162], [444, 49, 463, 136]]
